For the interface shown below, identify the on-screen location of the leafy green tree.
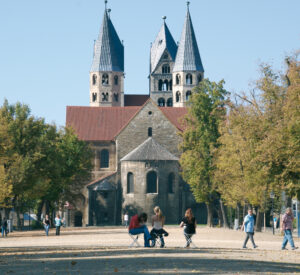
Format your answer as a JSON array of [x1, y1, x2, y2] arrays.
[[179, 79, 229, 227]]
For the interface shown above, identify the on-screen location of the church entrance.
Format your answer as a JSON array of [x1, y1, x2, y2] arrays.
[[74, 211, 83, 227]]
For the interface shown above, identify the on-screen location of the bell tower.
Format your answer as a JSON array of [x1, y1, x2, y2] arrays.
[[90, 1, 124, 107], [172, 2, 204, 107]]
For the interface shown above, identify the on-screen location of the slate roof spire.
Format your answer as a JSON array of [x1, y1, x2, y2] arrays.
[[173, 2, 204, 72], [91, 2, 124, 72], [150, 17, 178, 73]]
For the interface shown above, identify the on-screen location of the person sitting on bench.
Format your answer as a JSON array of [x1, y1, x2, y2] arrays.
[[180, 208, 196, 248], [129, 213, 152, 247], [150, 206, 168, 248]]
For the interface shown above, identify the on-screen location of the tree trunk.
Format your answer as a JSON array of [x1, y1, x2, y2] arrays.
[[220, 199, 229, 228], [37, 200, 44, 222], [206, 201, 214, 227], [255, 208, 263, 232]]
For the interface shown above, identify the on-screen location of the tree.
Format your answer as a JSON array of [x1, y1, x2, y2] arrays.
[[179, 79, 229, 227]]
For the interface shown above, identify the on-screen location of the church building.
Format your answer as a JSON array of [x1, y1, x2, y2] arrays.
[[66, 1, 206, 226]]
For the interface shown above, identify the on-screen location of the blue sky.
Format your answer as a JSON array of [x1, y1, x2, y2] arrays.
[[0, 0, 299, 126]]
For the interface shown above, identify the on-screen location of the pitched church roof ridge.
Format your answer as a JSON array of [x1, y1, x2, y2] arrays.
[[91, 9, 124, 72], [173, 5, 204, 72], [150, 19, 178, 73], [121, 137, 179, 161]]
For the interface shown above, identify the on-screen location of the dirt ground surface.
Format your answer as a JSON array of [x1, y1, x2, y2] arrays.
[[0, 226, 299, 274]]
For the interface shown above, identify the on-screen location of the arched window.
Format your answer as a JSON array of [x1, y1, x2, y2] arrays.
[[186, 74, 193, 85], [148, 127, 152, 137], [158, 80, 163, 91], [113, 93, 118, 102], [197, 74, 202, 84], [162, 80, 168, 91], [114, 75, 118, 85], [158, 98, 165, 107], [176, 91, 181, 103], [169, 80, 172, 91], [176, 74, 181, 85], [92, 93, 97, 102], [102, 92, 109, 101], [167, 98, 173, 107], [100, 149, 109, 168], [168, 173, 175, 193], [127, 172, 134, 193], [92, 74, 97, 85], [102, 74, 109, 85], [162, 64, 170, 74], [186, 90, 192, 101], [147, 171, 157, 193]]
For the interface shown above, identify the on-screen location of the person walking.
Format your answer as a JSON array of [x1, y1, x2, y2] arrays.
[[54, 214, 64, 236], [1, 217, 8, 237], [281, 207, 298, 250], [124, 213, 129, 228], [128, 213, 153, 247], [43, 214, 51, 236], [241, 208, 258, 249]]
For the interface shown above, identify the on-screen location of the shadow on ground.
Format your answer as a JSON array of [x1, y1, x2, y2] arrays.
[[0, 247, 299, 274]]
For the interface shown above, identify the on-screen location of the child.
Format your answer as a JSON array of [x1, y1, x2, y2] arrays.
[[180, 208, 196, 247], [150, 206, 169, 248]]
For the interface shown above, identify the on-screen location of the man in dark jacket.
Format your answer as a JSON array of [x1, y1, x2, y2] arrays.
[[1, 218, 8, 237]]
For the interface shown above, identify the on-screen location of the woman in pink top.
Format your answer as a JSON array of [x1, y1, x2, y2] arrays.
[[281, 208, 298, 250]]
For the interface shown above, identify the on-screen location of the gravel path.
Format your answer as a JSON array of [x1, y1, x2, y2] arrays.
[[0, 226, 299, 274]]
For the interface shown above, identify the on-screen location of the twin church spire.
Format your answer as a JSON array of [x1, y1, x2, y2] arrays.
[[90, 1, 203, 108]]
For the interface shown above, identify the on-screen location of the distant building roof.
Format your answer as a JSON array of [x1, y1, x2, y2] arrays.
[[173, 8, 204, 72], [121, 137, 179, 161], [91, 10, 124, 72], [87, 172, 117, 189], [150, 21, 178, 73], [124, 94, 149, 106]]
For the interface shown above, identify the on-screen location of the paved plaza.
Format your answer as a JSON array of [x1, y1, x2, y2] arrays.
[[0, 226, 299, 274]]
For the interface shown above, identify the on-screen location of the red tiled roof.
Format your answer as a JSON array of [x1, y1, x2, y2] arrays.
[[66, 106, 141, 141], [124, 94, 149, 106], [159, 107, 188, 132]]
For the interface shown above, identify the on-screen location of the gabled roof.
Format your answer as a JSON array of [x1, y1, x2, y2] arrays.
[[86, 172, 117, 188], [121, 137, 179, 161], [173, 8, 204, 72], [150, 21, 178, 73], [91, 10, 124, 72], [66, 103, 188, 142], [66, 106, 140, 141], [124, 94, 149, 106]]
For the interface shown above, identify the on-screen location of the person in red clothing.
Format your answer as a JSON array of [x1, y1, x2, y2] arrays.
[[129, 213, 152, 247]]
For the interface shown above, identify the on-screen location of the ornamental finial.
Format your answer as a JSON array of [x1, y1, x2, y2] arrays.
[[162, 16, 167, 22], [105, 0, 108, 10], [187, 1, 190, 9]]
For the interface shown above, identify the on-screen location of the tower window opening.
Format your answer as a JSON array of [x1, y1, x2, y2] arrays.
[[114, 75, 118, 85], [127, 172, 134, 193], [114, 93, 119, 102], [158, 80, 163, 91], [92, 74, 97, 85], [100, 149, 109, 168], [102, 74, 109, 85], [186, 90, 192, 101], [176, 91, 181, 103], [162, 80, 168, 91], [158, 98, 165, 107], [186, 74, 193, 85], [92, 92, 97, 102], [146, 171, 157, 193], [176, 74, 181, 85], [162, 64, 170, 74], [148, 127, 152, 137], [169, 80, 172, 91], [102, 92, 109, 102], [197, 74, 202, 84], [167, 98, 173, 107]]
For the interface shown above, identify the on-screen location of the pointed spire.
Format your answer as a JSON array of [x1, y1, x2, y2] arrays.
[[150, 18, 178, 73], [91, 3, 124, 72], [173, 4, 204, 72]]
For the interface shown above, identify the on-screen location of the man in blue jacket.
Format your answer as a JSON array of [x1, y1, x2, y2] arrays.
[[241, 208, 258, 249]]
